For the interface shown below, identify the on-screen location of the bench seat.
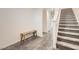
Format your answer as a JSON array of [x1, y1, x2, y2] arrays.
[[20, 30, 37, 44]]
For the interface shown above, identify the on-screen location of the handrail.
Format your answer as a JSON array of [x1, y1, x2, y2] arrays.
[[72, 8, 79, 25], [52, 8, 61, 49]]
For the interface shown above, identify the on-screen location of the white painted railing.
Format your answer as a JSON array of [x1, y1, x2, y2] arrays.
[[72, 8, 79, 25], [47, 8, 61, 49], [52, 8, 61, 49]]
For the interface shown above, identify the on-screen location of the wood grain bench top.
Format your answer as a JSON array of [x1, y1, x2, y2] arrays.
[[20, 30, 37, 45], [20, 30, 37, 35]]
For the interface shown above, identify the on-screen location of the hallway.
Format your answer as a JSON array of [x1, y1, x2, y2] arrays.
[[2, 33, 53, 50], [1, 8, 79, 50]]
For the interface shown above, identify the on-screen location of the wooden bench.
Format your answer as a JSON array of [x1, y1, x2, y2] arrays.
[[20, 30, 37, 44]]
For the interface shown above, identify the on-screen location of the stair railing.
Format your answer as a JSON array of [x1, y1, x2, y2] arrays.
[[52, 8, 61, 49], [72, 8, 79, 25]]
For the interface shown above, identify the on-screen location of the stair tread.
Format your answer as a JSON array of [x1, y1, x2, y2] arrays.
[[57, 41, 79, 50], [59, 27, 79, 30], [60, 18, 75, 19], [58, 31, 79, 36], [59, 23, 77, 24], [60, 21, 76, 22], [57, 8, 79, 50], [60, 22, 77, 23], [60, 20, 76, 21], [59, 24, 78, 26], [58, 35, 79, 42]]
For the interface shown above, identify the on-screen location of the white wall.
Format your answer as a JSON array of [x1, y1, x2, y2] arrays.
[[42, 9, 48, 33], [0, 8, 43, 49], [32, 9, 43, 37], [72, 8, 79, 25]]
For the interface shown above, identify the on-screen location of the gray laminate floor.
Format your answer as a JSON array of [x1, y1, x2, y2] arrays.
[[2, 33, 53, 50]]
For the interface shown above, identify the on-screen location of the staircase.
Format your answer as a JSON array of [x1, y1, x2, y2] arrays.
[[56, 8, 79, 50]]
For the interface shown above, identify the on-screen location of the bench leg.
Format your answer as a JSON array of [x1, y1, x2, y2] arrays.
[[35, 33, 37, 37], [20, 34, 24, 45], [33, 32, 37, 38]]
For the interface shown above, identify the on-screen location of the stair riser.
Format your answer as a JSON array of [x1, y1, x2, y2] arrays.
[[57, 38, 79, 45], [60, 19, 76, 20], [59, 23, 77, 24], [61, 15, 75, 16], [60, 18, 75, 19], [61, 11, 74, 14], [59, 29, 79, 33], [60, 20, 76, 21], [58, 33, 79, 39], [60, 16, 75, 18], [59, 25, 79, 28], [60, 21, 77, 23], [60, 20, 77, 22], [60, 15, 75, 16], [56, 44, 74, 50]]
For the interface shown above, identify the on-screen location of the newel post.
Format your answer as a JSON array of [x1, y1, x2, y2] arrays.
[[52, 8, 61, 49]]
